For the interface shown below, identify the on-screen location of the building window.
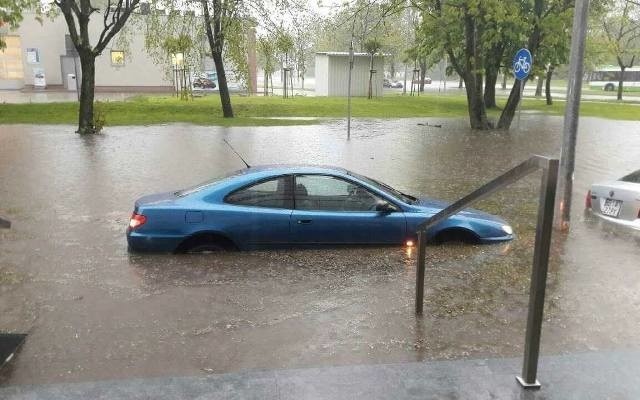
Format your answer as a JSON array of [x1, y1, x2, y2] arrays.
[[0, 36, 24, 80], [110, 50, 125, 66]]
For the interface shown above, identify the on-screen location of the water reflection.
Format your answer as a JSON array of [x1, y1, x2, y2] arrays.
[[1, 116, 640, 384]]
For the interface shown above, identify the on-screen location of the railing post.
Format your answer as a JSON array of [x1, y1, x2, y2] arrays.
[[0, 217, 10, 229], [517, 159, 559, 388], [415, 230, 427, 315]]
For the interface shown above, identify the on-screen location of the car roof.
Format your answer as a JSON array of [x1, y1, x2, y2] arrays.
[[233, 164, 350, 177]]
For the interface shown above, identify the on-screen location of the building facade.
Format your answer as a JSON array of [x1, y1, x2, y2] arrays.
[[0, 12, 172, 91]]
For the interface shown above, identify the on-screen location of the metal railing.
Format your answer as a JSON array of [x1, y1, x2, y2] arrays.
[[414, 155, 559, 389]]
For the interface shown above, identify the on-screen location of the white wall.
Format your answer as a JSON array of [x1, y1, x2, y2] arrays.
[[315, 53, 384, 97], [16, 12, 171, 88], [314, 54, 329, 96]]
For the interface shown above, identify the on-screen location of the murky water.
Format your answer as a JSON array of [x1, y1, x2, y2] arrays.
[[1, 117, 639, 385]]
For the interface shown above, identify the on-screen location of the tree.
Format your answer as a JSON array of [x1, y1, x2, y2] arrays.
[[600, 0, 640, 100], [411, 0, 572, 129], [363, 38, 381, 99], [257, 34, 276, 95], [496, 0, 573, 129], [54, 0, 140, 134], [142, 3, 207, 84], [201, 0, 239, 117]]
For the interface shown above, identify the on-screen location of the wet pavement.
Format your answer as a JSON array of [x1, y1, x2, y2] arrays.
[[1, 117, 639, 388]]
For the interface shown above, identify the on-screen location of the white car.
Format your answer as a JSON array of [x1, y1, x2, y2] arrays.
[[587, 169, 640, 230]]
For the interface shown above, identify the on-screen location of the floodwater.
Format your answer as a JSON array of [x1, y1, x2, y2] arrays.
[[1, 117, 639, 385]]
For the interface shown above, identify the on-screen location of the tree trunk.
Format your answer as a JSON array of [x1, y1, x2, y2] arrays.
[[484, 66, 498, 108], [77, 53, 96, 134], [419, 60, 427, 92], [545, 65, 554, 105], [202, 0, 233, 117], [368, 54, 374, 99], [458, 76, 463, 88], [212, 50, 233, 116], [535, 74, 543, 97], [497, 79, 525, 129], [497, 0, 543, 129], [264, 71, 269, 96], [502, 68, 508, 89], [617, 66, 625, 101], [464, 73, 491, 129]]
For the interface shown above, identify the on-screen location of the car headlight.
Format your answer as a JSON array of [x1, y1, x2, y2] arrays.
[[502, 225, 513, 235]]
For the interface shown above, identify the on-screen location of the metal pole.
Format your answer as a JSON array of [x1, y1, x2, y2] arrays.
[[517, 159, 559, 388], [517, 79, 524, 129], [347, 38, 354, 140], [555, 0, 591, 230], [73, 57, 80, 102], [415, 231, 427, 314]]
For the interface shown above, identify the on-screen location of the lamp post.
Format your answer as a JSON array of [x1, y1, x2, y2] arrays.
[[347, 36, 354, 140]]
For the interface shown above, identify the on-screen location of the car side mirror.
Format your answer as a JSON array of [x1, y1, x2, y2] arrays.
[[375, 201, 395, 213]]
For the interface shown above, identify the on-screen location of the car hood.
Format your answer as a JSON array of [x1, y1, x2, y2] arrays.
[[413, 197, 506, 223]]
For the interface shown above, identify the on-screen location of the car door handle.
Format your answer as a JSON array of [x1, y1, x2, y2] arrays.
[[297, 219, 313, 224]]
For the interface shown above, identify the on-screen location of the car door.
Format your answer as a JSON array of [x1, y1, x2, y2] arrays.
[[223, 175, 294, 247], [290, 174, 406, 245]]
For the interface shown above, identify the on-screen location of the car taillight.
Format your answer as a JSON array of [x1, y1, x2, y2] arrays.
[[585, 190, 592, 209], [129, 213, 147, 230]]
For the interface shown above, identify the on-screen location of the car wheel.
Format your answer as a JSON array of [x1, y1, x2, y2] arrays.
[[434, 229, 479, 244], [604, 83, 615, 91], [186, 242, 226, 253], [177, 234, 236, 254]]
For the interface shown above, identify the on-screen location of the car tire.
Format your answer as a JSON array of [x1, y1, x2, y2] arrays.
[[186, 242, 226, 253], [177, 234, 236, 253], [604, 83, 615, 92], [434, 229, 479, 244]]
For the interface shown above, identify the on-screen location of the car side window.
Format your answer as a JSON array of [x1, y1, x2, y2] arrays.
[[226, 176, 293, 209], [295, 175, 389, 212]]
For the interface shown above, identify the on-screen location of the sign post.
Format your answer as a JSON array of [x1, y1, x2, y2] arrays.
[[513, 48, 533, 129]]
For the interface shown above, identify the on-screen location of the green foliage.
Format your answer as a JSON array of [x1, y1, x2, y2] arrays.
[[224, 18, 251, 91], [92, 101, 107, 133], [4, 94, 640, 127], [590, 0, 640, 69], [257, 34, 277, 75], [0, 0, 39, 50], [140, 2, 206, 80], [276, 31, 295, 65], [363, 38, 381, 55]]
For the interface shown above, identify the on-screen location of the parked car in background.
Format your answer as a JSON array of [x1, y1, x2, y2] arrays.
[[586, 169, 640, 230], [412, 77, 432, 85], [127, 165, 514, 253], [193, 77, 216, 89], [383, 78, 403, 89]]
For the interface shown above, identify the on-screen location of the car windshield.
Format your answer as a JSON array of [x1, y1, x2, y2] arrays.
[[348, 171, 416, 204], [621, 169, 640, 183], [175, 169, 244, 197]]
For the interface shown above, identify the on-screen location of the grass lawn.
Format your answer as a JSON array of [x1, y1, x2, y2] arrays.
[[1, 93, 639, 127]]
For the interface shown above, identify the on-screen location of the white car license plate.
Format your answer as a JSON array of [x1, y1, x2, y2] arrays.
[[601, 198, 622, 217]]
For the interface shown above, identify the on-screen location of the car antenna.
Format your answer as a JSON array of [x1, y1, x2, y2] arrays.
[[223, 139, 251, 168]]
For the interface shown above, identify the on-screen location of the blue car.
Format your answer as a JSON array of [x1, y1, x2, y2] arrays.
[[126, 165, 513, 252]]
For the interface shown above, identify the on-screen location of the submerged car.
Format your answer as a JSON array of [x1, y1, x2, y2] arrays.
[[126, 165, 514, 252], [586, 169, 640, 230]]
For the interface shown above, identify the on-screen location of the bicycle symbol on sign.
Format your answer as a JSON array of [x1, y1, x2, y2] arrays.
[[513, 56, 531, 74]]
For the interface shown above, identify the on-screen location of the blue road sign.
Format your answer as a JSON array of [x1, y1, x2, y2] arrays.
[[513, 48, 533, 80]]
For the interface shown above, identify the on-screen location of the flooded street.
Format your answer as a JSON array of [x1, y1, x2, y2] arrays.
[[1, 117, 639, 385]]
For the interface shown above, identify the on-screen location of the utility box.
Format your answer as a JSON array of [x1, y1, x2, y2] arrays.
[[66, 74, 77, 91], [315, 52, 385, 97]]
